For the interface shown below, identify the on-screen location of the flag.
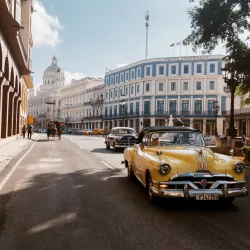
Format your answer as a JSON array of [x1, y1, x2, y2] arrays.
[[170, 43, 175, 47], [176, 41, 181, 46]]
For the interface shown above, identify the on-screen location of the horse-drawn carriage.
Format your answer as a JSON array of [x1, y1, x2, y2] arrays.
[[46, 120, 62, 140]]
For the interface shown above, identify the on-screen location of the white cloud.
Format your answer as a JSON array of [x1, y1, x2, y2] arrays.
[[116, 63, 129, 68], [64, 71, 85, 85], [32, 0, 63, 47]]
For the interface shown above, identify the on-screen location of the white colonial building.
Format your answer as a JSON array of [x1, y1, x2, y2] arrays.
[[60, 77, 104, 129], [104, 55, 227, 135], [28, 56, 66, 127]]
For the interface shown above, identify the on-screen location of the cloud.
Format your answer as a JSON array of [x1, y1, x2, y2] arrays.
[[64, 71, 85, 85], [116, 63, 129, 68], [32, 0, 63, 47]]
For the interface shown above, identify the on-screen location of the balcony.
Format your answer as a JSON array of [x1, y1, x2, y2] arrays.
[[84, 115, 103, 121], [90, 98, 104, 106], [222, 108, 250, 116]]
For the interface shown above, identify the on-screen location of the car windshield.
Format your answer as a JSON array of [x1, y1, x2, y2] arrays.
[[114, 129, 135, 135], [149, 131, 205, 147]]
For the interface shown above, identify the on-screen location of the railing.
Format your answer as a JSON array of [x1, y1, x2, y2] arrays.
[[90, 99, 104, 105], [222, 108, 250, 115], [103, 110, 226, 119], [84, 115, 103, 120]]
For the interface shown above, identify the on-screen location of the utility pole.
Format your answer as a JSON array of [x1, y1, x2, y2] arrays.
[[145, 10, 149, 59]]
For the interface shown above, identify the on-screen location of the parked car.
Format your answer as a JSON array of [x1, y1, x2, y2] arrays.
[[92, 128, 99, 135], [83, 129, 92, 135], [122, 126, 248, 204], [105, 127, 138, 151]]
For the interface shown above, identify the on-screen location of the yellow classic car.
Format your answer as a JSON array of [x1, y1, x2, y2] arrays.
[[122, 126, 248, 204]]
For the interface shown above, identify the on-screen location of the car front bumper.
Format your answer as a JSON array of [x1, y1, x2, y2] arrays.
[[151, 181, 248, 199]]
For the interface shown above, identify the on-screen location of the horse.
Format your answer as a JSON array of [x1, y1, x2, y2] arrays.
[[47, 125, 57, 140]]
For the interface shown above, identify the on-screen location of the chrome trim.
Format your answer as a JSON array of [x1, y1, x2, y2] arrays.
[[150, 180, 248, 199]]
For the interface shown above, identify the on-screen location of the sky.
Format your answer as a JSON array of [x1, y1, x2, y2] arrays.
[[31, 0, 226, 86]]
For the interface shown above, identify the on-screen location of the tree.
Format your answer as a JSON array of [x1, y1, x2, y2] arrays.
[[184, 0, 250, 106]]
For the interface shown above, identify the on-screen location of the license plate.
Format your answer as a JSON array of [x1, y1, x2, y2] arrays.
[[196, 194, 219, 200]]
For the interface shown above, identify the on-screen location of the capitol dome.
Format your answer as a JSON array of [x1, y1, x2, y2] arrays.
[[43, 56, 64, 80]]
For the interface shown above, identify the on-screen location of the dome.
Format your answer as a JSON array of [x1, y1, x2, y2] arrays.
[[43, 56, 64, 79]]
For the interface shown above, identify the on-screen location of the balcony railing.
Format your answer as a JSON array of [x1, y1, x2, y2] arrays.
[[17, 32, 27, 62], [222, 108, 250, 116], [103, 110, 225, 119], [90, 98, 104, 106], [84, 115, 103, 120]]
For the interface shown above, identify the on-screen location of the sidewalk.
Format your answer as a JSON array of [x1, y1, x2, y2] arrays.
[[0, 134, 39, 173]]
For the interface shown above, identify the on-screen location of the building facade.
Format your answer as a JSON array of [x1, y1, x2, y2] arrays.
[[60, 78, 104, 129], [103, 55, 227, 134], [0, 0, 34, 141], [28, 56, 65, 128]]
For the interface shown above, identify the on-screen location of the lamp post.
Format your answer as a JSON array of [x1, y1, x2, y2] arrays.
[[213, 100, 220, 137], [65, 104, 72, 129], [222, 66, 241, 137], [121, 95, 126, 127]]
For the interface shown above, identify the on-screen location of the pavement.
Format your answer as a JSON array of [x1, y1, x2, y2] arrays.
[[0, 134, 249, 249], [0, 133, 40, 173]]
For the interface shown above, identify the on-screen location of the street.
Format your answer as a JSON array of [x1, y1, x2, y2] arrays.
[[0, 135, 250, 250]]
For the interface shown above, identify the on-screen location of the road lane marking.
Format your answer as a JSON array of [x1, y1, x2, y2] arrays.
[[100, 161, 115, 170], [0, 136, 40, 192]]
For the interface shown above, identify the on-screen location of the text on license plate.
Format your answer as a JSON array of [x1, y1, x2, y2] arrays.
[[196, 194, 219, 200]]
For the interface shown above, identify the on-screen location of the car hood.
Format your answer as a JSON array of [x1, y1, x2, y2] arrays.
[[145, 145, 227, 174]]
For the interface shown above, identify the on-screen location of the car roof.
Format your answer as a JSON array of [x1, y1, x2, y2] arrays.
[[143, 126, 201, 133], [111, 127, 135, 130]]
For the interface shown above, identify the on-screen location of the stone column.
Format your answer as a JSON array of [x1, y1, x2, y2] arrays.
[[1, 84, 10, 138], [8, 91, 15, 137], [203, 118, 206, 135], [190, 118, 194, 128], [12, 96, 18, 135]]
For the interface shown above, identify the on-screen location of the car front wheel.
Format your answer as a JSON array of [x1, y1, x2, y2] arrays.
[[106, 142, 110, 149], [127, 163, 136, 181]]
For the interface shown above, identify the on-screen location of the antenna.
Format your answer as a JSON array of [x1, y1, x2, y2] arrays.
[[145, 10, 149, 59]]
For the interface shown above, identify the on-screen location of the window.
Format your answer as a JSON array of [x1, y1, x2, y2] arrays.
[[184, 65, 189, 74], [111, 77, 114, 85], [159, 82, 164, 91], [171, 82, 176, 91], [110, 91, 113, 99], [183, 82, 188, 91], [146, 83, 150, 92], [114, 105, 117, 116], [159, 66, 164, 75], [182, 100, 189, 114], [130, 103, 134, 115], [120, 74, 124, 82], [169, 100, 177, 115], [115, 89, 118, 97], [209, 81, 215, 90], [196, 81, 201, 90], [137, 68, 141, 78], [105, 107, 108, 116], [131, 71, 135, 79], [136, 102, 140, 115], [137, 85, 140, 93], [171, 65, 176, 74], [197, 64, 202, 73], [125, 87, 128, 95], [131, 86, 134, 94], [210, 63, 215, 73], [109, 106, 113, 116], [194, 100, 202, 114], [120, 88, 123, 96], [105, 92, 108, 99], [146, 67, 151, 76], [208, 100, 215, 114], [157, 100, 164, 114], [115, 75, 119, 84], [125, 72, 129, 81], [144, 101, 150, 114]]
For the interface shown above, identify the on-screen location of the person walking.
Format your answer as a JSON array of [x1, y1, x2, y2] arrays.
[[22, 125, 27, 139], [27, 124, 33, 139]]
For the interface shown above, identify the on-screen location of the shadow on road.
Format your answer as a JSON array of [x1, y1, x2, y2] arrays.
[[0, 168, 249, 249], [91, 148, 123, 154]]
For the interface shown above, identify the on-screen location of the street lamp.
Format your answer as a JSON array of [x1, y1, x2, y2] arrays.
[[222, 66, 242, 137], [121, 94, 126, 127], [65, 104, 72, 129], [213, 100, 220, 137]]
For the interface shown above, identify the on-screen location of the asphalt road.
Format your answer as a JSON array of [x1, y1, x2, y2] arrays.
[[0, 134, 249, 250]]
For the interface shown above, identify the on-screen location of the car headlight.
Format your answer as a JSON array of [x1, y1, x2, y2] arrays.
[[158, 163, 171, 175], [234, 162, 245, 174]]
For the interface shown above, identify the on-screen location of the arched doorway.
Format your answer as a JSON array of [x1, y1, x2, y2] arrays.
[[7, 68, 15, 136]]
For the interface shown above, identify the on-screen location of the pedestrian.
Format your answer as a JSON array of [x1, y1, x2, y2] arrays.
[[22, 125, 26, 139], [27, 123, 33, 139]]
